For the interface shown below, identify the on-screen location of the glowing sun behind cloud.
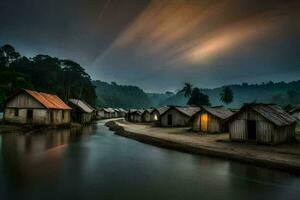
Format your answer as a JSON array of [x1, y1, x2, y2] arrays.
[[92, 0, 299, 91]]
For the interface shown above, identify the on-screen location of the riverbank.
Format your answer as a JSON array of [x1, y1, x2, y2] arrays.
[[0, 123, 75, 134], [0, 119, 83, 134], [106, 120, 300, 174]]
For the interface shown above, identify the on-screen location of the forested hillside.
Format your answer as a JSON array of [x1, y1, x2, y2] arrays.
[[2, 44, 299, 110], [93, 80, 152, 109], [0, 44, 96, 108], [146, 92, 174, 107]]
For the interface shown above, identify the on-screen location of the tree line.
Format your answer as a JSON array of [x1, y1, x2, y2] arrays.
[[180, 83, 233, 107], [93, 80, 152, 109], [0, 44, 96, 108]]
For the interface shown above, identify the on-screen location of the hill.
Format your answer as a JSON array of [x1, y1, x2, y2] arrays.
[[93, 80, 152, 109], [0, 44, 96, 108], [161, 81, 300, 108]]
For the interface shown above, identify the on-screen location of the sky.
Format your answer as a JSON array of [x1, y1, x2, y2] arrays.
[[0, 0, 299, 92]]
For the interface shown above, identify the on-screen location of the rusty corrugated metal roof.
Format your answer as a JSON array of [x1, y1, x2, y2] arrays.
[[24, 89, 71, 110]]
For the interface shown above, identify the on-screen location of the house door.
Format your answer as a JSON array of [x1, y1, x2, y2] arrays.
[[50, 111, 54, 123], [201, 113, 208, 132], [27, 109, 33, 122], [247, 120, 256, 140], [167, 114, 173, 126]]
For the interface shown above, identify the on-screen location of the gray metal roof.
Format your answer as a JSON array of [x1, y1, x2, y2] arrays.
[[143, 108, 153, 114], [290, 105, 300, 114], [136, 109, 145, 115], [175, 106, 201, 117], [152, 106, 169, 115], [235, 103, 296, 126], [251, 104, 296, 126], [161, 106, 200, 117], [104, 108, 115, 113], [128, 109, 137, 113], [118, 108, 127, 113], [201, 106, 234, 120], [69, 99, 94, 113]]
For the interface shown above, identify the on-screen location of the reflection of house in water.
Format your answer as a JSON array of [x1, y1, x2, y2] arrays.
[[0, 127, 91, 187]]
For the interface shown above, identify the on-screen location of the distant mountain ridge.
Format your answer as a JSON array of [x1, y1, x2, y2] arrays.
[[94, 80, 300, 109], [160, 81, 300, 108]]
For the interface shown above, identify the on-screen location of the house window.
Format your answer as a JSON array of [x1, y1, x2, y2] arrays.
[[14, 109, 19, 116], [201, 113, 208, 132], [62, 111, 65, 120]]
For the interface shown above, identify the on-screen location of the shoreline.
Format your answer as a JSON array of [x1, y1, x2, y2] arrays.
[[0, 121, 82, 134], [0, 118, 121, 134], [106, 120, 300, 175]]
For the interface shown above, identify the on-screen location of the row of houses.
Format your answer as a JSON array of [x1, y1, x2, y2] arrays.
[[126, 103, 298, 145], [96, 108, 127, 119], [2, 89, 126, 126]]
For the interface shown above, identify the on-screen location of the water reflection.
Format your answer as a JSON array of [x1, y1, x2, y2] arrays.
[[0, 121, 300, 200], [0, 125, 95, 189]]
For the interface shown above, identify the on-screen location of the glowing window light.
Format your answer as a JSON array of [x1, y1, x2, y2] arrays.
[[154, 114, 158, 120], [201, 113, 208, 132]]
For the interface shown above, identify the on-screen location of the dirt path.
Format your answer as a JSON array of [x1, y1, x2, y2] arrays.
[[107, 120, 300, 173]]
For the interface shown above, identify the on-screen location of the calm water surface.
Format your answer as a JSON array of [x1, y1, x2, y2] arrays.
[[0, 120, 300, 200]]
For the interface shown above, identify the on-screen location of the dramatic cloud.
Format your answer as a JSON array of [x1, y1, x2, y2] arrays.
[[1, 0, 299, 92]]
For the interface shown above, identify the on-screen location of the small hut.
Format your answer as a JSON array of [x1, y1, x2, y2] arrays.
[[126, 109, 137, 122], [142, 109, 153, 122], [114, 108, 121, 118], [118, 108, 127, 118], [150, 106, 169, 122], [228, 103, 296, 145], [103, 108, 115, 118], [160, 106, 200, 127], [114, 108, 126, 118], [96, 107, 105, 119], [4, 89, 71, 125], [68, 99, 94, 123], [191, 106, 234, 133], [111, 108, 118, 118], [132, 109, 144, 122], [289, 105, 300, 120]]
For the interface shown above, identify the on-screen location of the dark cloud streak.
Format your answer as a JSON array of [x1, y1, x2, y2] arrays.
[[0, 0, 299, 92]]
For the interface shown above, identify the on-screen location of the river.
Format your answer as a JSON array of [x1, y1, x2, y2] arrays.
[[0, 120, 300, 200]]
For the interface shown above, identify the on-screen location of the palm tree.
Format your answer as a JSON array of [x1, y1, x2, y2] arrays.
[[180, 83, 193, 98], [187, 87, 211, 106], [220, 86, 234, 105]]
